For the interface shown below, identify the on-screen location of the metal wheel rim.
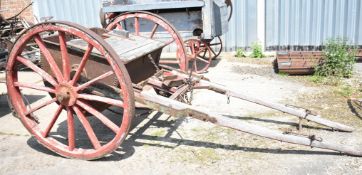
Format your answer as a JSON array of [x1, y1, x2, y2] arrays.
[[202, 36, 223, 60], [6, 21, 135, 160], [185, 39, 213, 74]]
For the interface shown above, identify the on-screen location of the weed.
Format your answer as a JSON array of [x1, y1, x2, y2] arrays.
[[150, 129, 167, 137], [277, 72, 289, 77], [235, 48, 246, 58], [315, 38, 356, 78], [250, 42, 265, 58]]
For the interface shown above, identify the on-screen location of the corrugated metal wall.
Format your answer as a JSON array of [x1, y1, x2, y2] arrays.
[[31, 0, 257, 51], [222, 0, 258, 51], [32, 0, 362, 51], [266, 0, 362, 50], [32, 0, 102, 27]]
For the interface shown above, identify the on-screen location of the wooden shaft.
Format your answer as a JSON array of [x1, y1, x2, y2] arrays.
[[168, 70, 353, 132], [198, 80, 354, 132], [137, 90, 362, 157]]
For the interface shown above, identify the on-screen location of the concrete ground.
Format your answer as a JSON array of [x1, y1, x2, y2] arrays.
[[0, 55, 362, 175]]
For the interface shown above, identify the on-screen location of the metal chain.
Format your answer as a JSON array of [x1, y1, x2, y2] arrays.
[[185, 60, 195, 105]]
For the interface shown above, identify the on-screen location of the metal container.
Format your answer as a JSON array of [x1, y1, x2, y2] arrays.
[[276, 51, 324, 75]]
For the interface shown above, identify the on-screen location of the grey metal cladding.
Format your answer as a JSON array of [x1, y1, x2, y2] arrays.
[[33, 0, 258, 51], [102, 0, 205, 13], [265, 0, 362, 50], [212, 0, 229, 36]]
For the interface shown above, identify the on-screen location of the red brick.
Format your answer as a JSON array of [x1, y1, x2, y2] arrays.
[[0, 0, 34, 23]]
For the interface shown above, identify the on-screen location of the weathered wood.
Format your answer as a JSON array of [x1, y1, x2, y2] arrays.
[[199, 81, 354, 132], [67, 34, 166, 64], [137, 90, 362, 157], [170, 70, 354, 132]]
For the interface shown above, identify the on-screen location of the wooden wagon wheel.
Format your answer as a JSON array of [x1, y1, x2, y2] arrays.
[[185, 39, 213, 74], [106, 11, 188, 72], [201, 36, 223, 60], [6, 21, 135, 160]]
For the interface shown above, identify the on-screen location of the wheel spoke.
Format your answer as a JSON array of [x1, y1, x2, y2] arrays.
[[209, 47, 217, 56], [73, 106, 101, 150], [59, 31, 71, 81], [25, 98, 57, 116], [71, 44, 94, 85], [16, 56, 58, 86], [196, 55, 210, 64], [67, 107, 75, 151], [76, 71, 114, 92], [76, 100, 120, 134], [201, 50, 207, 59], [134, 17, 140, 35], [193, 61, 198, 71], [195, 47, 207, 58], [209, 43, 221, 46], [150, 23, 159, 39], [77, 94, 123, 107], [14, 82, 55, 93], [42, 105, 63, 137], [34, 34, 64, 83]]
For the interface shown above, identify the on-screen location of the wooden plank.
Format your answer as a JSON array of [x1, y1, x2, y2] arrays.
[[67, 34, 166, 63], [136, 89, 360, 156]]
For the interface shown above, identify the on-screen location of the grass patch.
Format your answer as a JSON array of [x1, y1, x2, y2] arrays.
[[277, 72, 289, 77], [307, 75, 342, 86], [235, 48, 246, 58], [334, 84, 361, 98], [173, 147, 221, 164], [195, 148, 220, 163], [293, 85, 362, 126], [149, 129, 167, 137]]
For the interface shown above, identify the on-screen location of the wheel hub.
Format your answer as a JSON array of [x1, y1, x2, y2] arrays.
[[56, 84, 77, 106]]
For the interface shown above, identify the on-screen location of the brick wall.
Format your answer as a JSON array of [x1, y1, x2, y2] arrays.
[[0, 0, 34, 23]]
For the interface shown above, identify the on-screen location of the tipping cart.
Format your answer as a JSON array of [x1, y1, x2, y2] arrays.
[[100, 0, 233, 73]]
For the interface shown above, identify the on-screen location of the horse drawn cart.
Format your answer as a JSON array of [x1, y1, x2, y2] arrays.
[[100, 0, 233, 73], [4, 20, 362, 160]]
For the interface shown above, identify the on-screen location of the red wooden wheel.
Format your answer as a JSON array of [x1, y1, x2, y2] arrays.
[[106, 11, 188, 72], [201, 36, 223, 60], [185, 39, 213, 74], [6, 21, 135, 160]]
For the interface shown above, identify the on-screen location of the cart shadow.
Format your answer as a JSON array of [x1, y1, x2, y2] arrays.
[[26, 108, 343, 161], [0, 94, 45, 118], [209, 58, 221, 68], [100, 111, 343, 161], [224, 115, 335, 132], [347, 99, 362, 120]]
